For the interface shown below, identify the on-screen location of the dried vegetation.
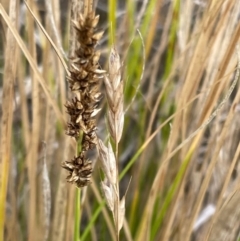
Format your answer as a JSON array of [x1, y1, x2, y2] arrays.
[[0, 0, 240, 241]]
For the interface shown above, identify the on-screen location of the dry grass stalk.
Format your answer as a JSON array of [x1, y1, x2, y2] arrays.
[[0, 4, 64, 122], [97, 48, 125, 239], [206, 142, 240, 241], [40, 143, 51, 241], [62, 5, 104, 188], [25, 2, 40, 241], [51, 140, 69, 241], [0, 0, 17, 240], [208, 189, 240, 241], [2, 0, 240, 240]]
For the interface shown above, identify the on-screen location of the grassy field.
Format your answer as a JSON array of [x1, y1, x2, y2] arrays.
[[0, 0, 240, 241]]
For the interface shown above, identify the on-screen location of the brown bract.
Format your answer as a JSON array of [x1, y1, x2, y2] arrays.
[[62, 12, 104, 188], [62, 154, 92, 188]]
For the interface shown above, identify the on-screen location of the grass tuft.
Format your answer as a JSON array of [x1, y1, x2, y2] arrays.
[[1, 1, 240, 241]]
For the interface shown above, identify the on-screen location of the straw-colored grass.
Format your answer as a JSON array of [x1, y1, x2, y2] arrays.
[[0, 0, 240, 241]]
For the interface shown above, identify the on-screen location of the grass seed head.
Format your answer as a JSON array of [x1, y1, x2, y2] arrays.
[[97, 139, 117, 184], [104, 48, 124, 143], [100, 178, 114, 212], [63, 8, 104, 188]]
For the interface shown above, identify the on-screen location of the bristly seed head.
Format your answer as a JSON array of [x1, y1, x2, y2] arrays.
[[62, 155, 92, 188], [62, 10, 104, 188]]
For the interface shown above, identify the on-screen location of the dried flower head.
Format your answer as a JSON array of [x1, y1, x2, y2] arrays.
[[62, 154, 92, 188], [62, 9, 104, 188]]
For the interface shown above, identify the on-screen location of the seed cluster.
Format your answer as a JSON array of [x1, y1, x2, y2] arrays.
[[62, 12, 104, 188]]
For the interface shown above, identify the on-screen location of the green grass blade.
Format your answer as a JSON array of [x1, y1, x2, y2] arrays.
[[125, 0, 157, 101], [108, 0, 117, 45], [74, 189, 81, 241], [151, 149, 194, 240], [163, 0, 180, 79], [81, 201, 105, 241]]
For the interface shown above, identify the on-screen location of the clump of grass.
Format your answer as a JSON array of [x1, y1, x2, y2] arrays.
[[1, 1, 240, 241]]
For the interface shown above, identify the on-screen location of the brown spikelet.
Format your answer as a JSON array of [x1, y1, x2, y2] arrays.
[[62, 8, 104, 188], [62, 154, 92, 188]]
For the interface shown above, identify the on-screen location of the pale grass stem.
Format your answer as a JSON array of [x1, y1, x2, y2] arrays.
[[0, 1, 17, 240], [40, 143, 51, 241]]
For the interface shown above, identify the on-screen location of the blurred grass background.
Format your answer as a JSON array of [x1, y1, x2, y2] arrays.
[[0, 0, 240, 241]]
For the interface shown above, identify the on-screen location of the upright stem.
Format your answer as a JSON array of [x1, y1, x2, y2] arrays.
[[115, 118, 120, 241], [69, 1, 83, 241], [108, 0, 117, 45], [74, 189, 81, 241], [0, 2, 16, 240], [74, 134, 83, 241]]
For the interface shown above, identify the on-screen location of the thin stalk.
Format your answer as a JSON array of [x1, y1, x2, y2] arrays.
[[163, 0, 180, 79], [0, 1, 17, 240], [74, 136, 83, 241], [115, 184, 119, 241], [74, 189, 81, 241], [81, 202, 105, 241], [108, 0, 117, 45], [115, 130, 119, 241]]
